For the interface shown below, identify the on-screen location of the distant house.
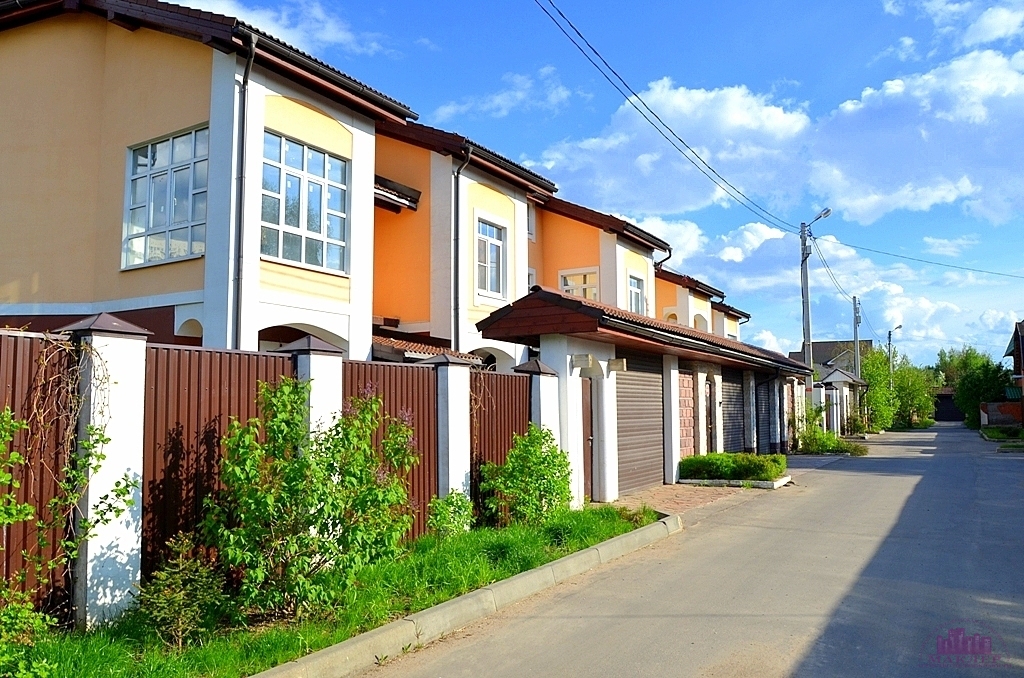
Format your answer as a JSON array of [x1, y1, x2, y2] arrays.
[[1004, 321, 1024, 388], [934, 386, 964, 422], [788, 340, 874, 375], [788, 341, 872, 434]]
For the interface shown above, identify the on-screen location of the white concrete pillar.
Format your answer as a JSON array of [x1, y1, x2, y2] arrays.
[[276, 336, 345, 432], [593, 370, 617, 502], [743, 370, 757, 453], [514, 358, 560, 434], [694, 366, 710, 456], [60, 314, 149, 629], [712, 368, 725, 453], [426, 356, 473, 497], [769, 378, 781, 453], [663, 355, 680, 483], [781, 379, 792, 453]]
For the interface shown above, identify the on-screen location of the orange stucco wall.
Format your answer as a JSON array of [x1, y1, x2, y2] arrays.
[[536, 209, 601, 289], [655, 277, 678, 320], [528, 208, 543, 283], [373, 136, 432, 323]]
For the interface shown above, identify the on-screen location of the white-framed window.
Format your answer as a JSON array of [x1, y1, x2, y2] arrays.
[[528, 268, 537, 288], [628, 275, 645, 314], [123, 127, 209, 268], [476, 220, 505, 297], [527, 205, 536, 241], [561, 269, 599, 300], [260, 130, 349, 273]]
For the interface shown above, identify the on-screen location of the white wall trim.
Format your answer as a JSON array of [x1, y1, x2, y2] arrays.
[[2, 291, 205, 316]]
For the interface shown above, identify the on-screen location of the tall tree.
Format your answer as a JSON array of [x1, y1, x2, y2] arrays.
[[861, 347, 895, 430], [953, 357, 1012, 429]]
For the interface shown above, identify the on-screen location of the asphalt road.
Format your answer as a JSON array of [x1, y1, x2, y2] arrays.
[[367, 423, 1024, 677]]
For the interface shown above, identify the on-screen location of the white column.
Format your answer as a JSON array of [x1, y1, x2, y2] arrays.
[[531, 373, 560, 434], [712, 368, 725, 453], [769, 377, 781, 453], [435, 362, 471, 497], [593, 370, 618, 502], [294, 350, 345, 432], [66, 316, 149, 629], [743, 371, 757, 453], [694, 366, 709, 456], [663, 355, 680, 483]]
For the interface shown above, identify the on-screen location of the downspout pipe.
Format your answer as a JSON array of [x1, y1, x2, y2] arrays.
[[654, 246, 672, 269], [232, 30, 258, 350], [452, 145, 473, 352]]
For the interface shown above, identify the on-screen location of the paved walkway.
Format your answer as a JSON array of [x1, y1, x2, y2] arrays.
[[368, 423, 1024, 677], [611, 483, 741, 515]]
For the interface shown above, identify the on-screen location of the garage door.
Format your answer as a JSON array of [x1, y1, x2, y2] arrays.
[[721, 369, 745, 452], [756, 380, 771, 454], [617, 350, 664, 494]]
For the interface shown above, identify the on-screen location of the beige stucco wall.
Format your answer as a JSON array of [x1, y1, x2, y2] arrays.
[[0, 13, 212, 305], [259, 260, 350, 303], [466, 181, 516, 325]]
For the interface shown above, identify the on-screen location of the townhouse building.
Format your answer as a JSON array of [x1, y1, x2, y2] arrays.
[[1, 0, 810, 504]]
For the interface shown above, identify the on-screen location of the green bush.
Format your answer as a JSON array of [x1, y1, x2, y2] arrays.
[[426, 491, 473, 539], [480, 424, 571, 525], [137, 533, 226, 649], [678, 453, 787, 481], [202, 379, 418, 618]]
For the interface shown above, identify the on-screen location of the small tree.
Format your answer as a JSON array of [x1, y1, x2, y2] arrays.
[[892, 356, 938, 427], [480, 424, 571, 525], [861, 347, 895, 430]]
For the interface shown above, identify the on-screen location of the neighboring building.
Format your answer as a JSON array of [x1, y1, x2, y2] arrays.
[[789, 340, 874, 375], [817, 367, 866, 434], [934, 386, 965, 422], [654, 269, 750, 339], [1004, 321, 1024, 388]]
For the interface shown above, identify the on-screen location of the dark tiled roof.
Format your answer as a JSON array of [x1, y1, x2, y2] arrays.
[[371, 335, 480, 363], [711, 300, 750, 320], [541, 197, 670, 253], [655, 268, 725, 300]]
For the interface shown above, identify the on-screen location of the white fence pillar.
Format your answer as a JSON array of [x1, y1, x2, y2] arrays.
[[60, 314, 149, 630], [769, 377, 781, 453], [743, 371, 757, 453], [663, 355, 680, 483], [424, 355, 473, 497], [276, 336, 346, 432], [514, 358, 560, 434]]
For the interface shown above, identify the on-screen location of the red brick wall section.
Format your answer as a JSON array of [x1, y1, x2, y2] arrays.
[[679, 371, 695, 457], [985, 401, 1022, 425]]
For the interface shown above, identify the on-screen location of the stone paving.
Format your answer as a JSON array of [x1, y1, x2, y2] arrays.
[[610, 482, 741, 515]]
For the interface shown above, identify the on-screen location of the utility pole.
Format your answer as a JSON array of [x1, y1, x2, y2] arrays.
[[887, 324, 901, 391], [853, 296, 861, 413], [801, 221, 814, 396]]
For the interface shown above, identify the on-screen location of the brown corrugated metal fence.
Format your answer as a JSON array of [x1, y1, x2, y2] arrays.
[[469, 370, 531, 510], [142, 344, 295, 575], [0, 330, 77, 612], [343, 361, 438, 539]]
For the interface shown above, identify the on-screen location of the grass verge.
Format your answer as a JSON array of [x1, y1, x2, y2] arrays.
[[30, 505, 654, 678], [678, 453, 786, 481], [981, 426, 1024, 441]]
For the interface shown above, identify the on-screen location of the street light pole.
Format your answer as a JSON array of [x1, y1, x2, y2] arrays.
[[800, 208, 831, 398], [888, 324, 902, 391]]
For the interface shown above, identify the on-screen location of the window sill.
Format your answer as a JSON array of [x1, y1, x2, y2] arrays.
[[122, 253, 204, 272], [260, 255, 351, 278], [474, 290, 507, 306]]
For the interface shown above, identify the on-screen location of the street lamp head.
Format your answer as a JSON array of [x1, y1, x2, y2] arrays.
[[817, 207, 832, 220], [895, 324, 902, 331]]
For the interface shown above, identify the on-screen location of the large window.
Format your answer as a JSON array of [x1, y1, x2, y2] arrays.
[[561, 270, 598, 300], [628, 275, 645, 314], [476, 220, 505, 297], [123, 128, 208, 268], [260, 131, 349, 273]]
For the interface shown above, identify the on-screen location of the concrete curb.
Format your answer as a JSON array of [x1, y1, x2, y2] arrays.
[[251, 516, 684, 678], [677, 475, 791, 490]]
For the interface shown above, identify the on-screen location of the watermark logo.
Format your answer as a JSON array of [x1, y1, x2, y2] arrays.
[[924, 622, 1003, 666]]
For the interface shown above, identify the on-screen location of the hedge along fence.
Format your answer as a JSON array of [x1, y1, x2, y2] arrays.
[[0, 330, 79, 617], [469, 370, 530, 512]]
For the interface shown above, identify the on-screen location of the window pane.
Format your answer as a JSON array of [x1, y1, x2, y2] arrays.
[[130, 177, 147, 205], [326, 242, 343, 271], [282, 232, 302, 261], [192, 191, 207, 222], [126, 237, 145, 266], [169, 227, 189, 258], [477, 238, 486, 265], [327, 156, 345, 184], [307, 182, 322, 233], [132, 147, 149, 175], [585, 288, 598, 300], [172, 167, 190, 223], [151, 172, 168, 228], [305, 238, 323, 266], [172, 134, 192, 163], [477, 262, 487, 291], [191, 224, 206, 255], [306, 149, 325, 177], [261, 195, 280, 224], [478, 221, 487, 236], [261, 226, 279, 256], [327, 185, 343, 212], [284, 175, 301, 227], [194, 128, 209, 157], [152, 140, 170, 168], [147, 233, 166, 262], [284, 139, 303, 169], [489, 244, 501, 293], [262, 163, 280, 193], [263, 131, 281, 162], [327, 214, 343, 241], [129, 207, 147, 234], [193, 159, 208, 189]]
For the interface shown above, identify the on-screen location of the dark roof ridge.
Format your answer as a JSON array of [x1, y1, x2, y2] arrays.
[[655, 267, 725, 300], [541, 196, 671, 252]]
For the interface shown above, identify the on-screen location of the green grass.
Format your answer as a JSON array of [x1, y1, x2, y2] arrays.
[[794, 426, 869, 456], [28, 505, 655, 678], [981, 426, 1024, 440], [998, 443, 1024, 451], [678, 453, 787, 481]]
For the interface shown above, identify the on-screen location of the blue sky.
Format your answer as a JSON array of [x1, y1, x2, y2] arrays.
[[198, 0, 1024, 364]]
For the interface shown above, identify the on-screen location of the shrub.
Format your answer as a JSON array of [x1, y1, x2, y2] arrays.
[[678, 453, 787, 481], [480, 424, 571, 525], [137, 533, 226, 649], [426, 491, 473, 539], [203, 379, 418, 618]]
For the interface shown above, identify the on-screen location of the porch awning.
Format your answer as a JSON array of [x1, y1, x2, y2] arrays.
[[476, 286, 811, 376]]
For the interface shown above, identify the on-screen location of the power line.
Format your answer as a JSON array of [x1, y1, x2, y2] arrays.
[[823, 240, 1024, 280]]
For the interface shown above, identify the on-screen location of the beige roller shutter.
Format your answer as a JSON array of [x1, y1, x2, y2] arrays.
[[617, 350, 664, 494]]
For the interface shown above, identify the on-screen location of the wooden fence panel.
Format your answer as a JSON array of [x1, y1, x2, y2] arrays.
[[343, 361, 438, 540], [469, 371, 531, 510], [142, 345, 294, 575], [0, 331, 77, 613]]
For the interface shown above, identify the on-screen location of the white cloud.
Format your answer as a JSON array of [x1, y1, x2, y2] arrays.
[[415, 37, 441, 51], [873, 36, 920, 63], [432, 67, 573, 122], [629, 217, 707, 265], [185, 0, 384, 55], [922, 234, 980, 255], [883, 0, 906, 15], [751, 330, 794, 354], [963, 6, 1024, 46], [715, 222, 786, 262], [920, 0, 973, 24], [977, 308, 1020, 331]]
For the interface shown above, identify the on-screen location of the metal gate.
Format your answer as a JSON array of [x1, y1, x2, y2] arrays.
[[616, 350, 664, 494], [721, 369, 745, 452], [756, 379, 771, 454], [679, 371, 695, 457]]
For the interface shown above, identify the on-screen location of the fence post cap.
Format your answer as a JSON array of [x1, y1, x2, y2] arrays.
[[513, 358, 558, 376], [273, 335, 346, 356], [56, 313, 152, 338], [420, 353, 476, 366]]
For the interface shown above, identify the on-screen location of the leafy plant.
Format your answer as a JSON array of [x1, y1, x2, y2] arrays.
[[480, 424, 571, 526], [137, 533, 226, 649], [202, 379, 418, 618], [794, 407, 868, 455], [954, 357, 1012, 429], [426, 492, 473, 539], [677, 453, 787, 481]]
